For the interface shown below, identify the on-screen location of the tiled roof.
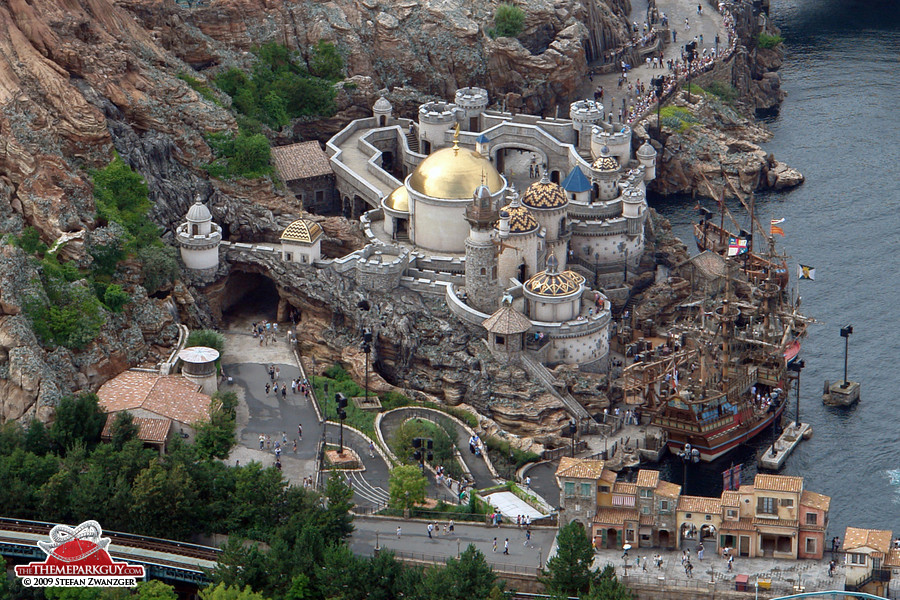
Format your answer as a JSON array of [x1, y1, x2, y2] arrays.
[[521, 179, 567, 210], [482, 304, 532, 335], [556, 457, 607, 480], [800, 490, 831, 512], [752, 517, 799, 530], [720, 518, 756, 532], [613, 482, 637, 495], [594, 507, 639, 526], [636, 470, 660, 488], [101, 414, 171, 444], [656, 481, 682, 498], [639, 515, 655, 526], [754, 474, 803, 493], [885, 549, 900, 568], [591, 154, 619, 172], [600, 469, 618, 484], [525, 269, 585, 297], [97, 370, 211, 425], [281, 219, 324, 244], [496, 202, 539, 234], [270, 141, 332, 181], [678, 495, 722, 514], [843, 527, 892, 554], [721, 491, 741, 507]]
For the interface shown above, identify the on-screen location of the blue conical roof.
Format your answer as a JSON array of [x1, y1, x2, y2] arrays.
[[561, 166, 591, 193]]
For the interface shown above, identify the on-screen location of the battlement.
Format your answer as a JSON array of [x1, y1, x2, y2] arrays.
[[454, 87, 489, 110], [419, 102, 458, 124], [569, 100, 604, 123], [623, 186, 645, 204], [592, 124, 632, 147]]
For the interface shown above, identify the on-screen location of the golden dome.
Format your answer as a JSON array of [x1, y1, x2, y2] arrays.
[[592, 146, 619, 172], [522, 176, 568, 210], [382, 186, 409, 212], [525, 269, 585, 297], [408, 146, 503, 199], [281, 219, 323, 244]]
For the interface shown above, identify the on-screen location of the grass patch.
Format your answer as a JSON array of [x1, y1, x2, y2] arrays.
[[484, 437, 540, 479], [177, 73, 221, 105], [756, 33, 784, 49], [488, 3, 525, 39], [703, 81, 738, 104], [389, 418, 463, 479], [659, 105, 699, 133]]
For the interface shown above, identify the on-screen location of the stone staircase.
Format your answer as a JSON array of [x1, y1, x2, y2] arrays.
[[406, 130, 419, 153], [520, 353, 591, 421]]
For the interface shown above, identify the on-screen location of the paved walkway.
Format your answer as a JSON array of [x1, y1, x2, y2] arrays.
[[577, 0, 729, 125]]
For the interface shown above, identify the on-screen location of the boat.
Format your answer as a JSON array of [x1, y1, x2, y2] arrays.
[[623, 260, 809, 462], [783, 340, 801, 364]]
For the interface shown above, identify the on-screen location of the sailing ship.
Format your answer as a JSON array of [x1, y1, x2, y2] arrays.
[[692, 176, 789, 289], [623, 261, 808, 462]]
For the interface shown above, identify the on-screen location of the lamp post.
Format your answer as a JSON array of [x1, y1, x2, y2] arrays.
[[684, 42, 697, 102], [335, 392, 348, 454], [362, 329, 373, 400], [568, 420, 577, 457], [413, 437, 433, 473], [840, 324, 853, 387], [787, 359, 805, 428], [651, 76, 665, 138], [678, 443, 700, 490]]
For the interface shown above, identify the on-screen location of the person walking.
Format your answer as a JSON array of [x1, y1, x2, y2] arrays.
[[525, 529, 531, 546], [698, 543, 704, 561], [727, 555, 734, 571], [397, 526, 402, 538], [449, 520, 455, 535], [503, 539, 509, 555], [298, 423, 302, 439], [492, 537, 498, 553], [427, 523, 433, 539], [828, 559, 836, 577]]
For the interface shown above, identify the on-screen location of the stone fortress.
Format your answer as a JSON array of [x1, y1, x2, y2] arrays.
[[178, 87, 658, 373]]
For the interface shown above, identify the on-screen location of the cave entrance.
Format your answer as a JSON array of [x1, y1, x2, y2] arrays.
[[221, 271, 280, 328]]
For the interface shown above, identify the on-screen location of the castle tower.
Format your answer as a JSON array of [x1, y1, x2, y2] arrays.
[[455, 87, 489, 132], [176, 198, 221, 274], [464, 183, 500, 314], [569, 100, 604, 154], [417, 101, 457, 154], [373, 96, 393, 127], [522, 172, 571, 269], [495, 186, 540, 287], [636, 140, 658, 182], [623, 186, 647, 237], [590, 146, 620, 202], [591, 123, 633, 165]]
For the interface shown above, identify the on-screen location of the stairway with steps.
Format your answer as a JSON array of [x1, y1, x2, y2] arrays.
[[520, 353, 591, 421], [406, 130, 419, 153]]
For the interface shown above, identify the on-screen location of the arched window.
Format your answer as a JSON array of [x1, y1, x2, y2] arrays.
[[480, 267, 486, 275]]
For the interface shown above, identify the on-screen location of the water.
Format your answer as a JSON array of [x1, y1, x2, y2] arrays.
[[650, 0, 900, 537]]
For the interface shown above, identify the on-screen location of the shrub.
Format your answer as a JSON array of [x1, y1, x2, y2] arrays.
[[756, 33, 784, 49], [12, 227, 48, 256], [309, 40, 344, 81], [138, 245, 180, 294], [186, 329, 226, 355], [206, 131, 273, 179], [492, 3, 525, 38], [177, 73, 221, 105], [659, 105, 699, 133], [25, 280, 105, 350], [91, 154, 159, 250], [102, 284, 131, 312], [704, 81, 738, 104]]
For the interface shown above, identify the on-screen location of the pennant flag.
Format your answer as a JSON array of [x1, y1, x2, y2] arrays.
[[798, 264, 816, 280], [722, 464, 742, 491], [770, 218, 785, 236], [727, 237, 748, 257]]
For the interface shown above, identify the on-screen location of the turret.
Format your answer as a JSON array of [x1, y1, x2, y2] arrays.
[[569, 100, 604, 153], [637, 140, 657, 181], [592, 123, 632, 165], [455, 87, 489, 132], [176, 197, 221, 273], [623, 187, 646, 237], [464, 184, 500, 314], [417, 101, 457, 154], [373, 96, 393, 127]]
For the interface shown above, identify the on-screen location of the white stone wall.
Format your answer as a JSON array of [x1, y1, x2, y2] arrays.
[[571, 230, 643, 265], [533, 207, 566, 243], [180, 245, 218, 270], [547, 324, 610, 365], [497, 232, 538, 285], [281, 240, 322, 264], [529, 294, 581, 322], [410, 192, 470, 252]]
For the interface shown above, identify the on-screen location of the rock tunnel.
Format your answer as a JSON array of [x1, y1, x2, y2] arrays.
[[221, 271, 279, 326]]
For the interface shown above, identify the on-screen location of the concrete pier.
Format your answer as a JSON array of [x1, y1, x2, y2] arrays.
[[822, 380, 860, 406], [759, 422, 812, 470]]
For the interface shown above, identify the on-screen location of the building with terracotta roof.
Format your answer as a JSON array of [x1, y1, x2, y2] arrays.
[[843, 526, 894, 595], [97, 370, 212, 443], [100, 414, 172, 455], [270, 141, 337, 214]]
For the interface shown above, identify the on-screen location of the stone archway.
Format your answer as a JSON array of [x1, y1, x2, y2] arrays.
[[605, 528, 619, 549], [219, 271, 280, 325]]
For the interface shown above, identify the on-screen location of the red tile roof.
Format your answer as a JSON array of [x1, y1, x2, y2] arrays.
[[594, 507, 639, 526], [678, 495, 722, 514], [556, 457, 607, 479], [101, 414, 171, 444], [754, 474, 803, 493], [636, 470, 660, 488], [800, 490, 831, 512], [843, 527, 892, 555], [97, 370, 211, 425], [271, 141, 332, 181]]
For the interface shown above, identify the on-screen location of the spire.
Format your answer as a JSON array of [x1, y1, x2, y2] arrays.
[[539, 169, 550, 184], [452, 122, 460, 150]]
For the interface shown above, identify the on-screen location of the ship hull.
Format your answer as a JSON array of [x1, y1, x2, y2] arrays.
[[664, 401, 787, 462]]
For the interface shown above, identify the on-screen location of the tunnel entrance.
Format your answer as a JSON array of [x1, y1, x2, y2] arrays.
[[221, 271, 280, 327]]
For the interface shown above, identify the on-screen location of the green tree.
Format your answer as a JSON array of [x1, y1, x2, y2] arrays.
[[136, 581, 178, 600], [262, 92, 289, 129], [586, 564, 633, 600], [186, 329, 226, 355], [49, 393, 106, 453], [200, 583, 270, 600], [102, 284, 131, 312], [88, 233, 127, 278], [110, 411, 138, 450], [131, 461, 199, 539], [493, 3, 525, 38], [541, 521, 596, 596], [138, 245, 180, 294], [13, 226, 48, 255], [0, 555, 9, 600], [308, 41, 344, 80], [91, 154, 155, 248], [25, 279, 105, 350], [322, 473, 355, 539], [388, 465, 427, 510], [420, 545, 498, 600], [232, 134, 272, 176], [24, 419, 51, 455]]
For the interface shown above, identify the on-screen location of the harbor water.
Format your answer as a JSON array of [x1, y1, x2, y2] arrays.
[[651, 0, 899, 537]]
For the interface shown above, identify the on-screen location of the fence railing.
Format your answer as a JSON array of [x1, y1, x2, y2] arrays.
[[368, 549, 543, 575]]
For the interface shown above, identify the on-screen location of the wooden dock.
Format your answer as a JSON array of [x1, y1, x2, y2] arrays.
[[759, 422, 812, 470]]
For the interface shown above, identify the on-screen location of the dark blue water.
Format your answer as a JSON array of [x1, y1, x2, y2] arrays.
[[651, 0, 900, 537]]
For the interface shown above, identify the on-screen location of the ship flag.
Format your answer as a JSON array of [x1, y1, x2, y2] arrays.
[[727, 237, 748, 256], [770, 218, 785, 236], [798, 264, 816, 280]]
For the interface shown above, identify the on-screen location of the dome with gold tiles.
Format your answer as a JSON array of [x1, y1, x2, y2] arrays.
[[382, 185, 409, 213], [281, 219, 323, 244], [591, 146, 619, 172], [525, 255, 585, 297], [495, 187, 538, 234], [522, 173, 568, 210], [408, 144, 503, 199]]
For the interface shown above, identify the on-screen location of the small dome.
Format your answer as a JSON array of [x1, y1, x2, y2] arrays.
[[522, 174, 568, 210], [495, 189, 538, 234], [281, 219, 323, 244], [637, 140, 657, 157], [499, 209, 510, 218], [374, 96, 392, 112], [186, 201, 211, 223], [474, 184, 492, 202], [525, 269, 585, 297], [592, 146, 619, 172], [382, 186, 409, 213], [408, 146, 504, 199]]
